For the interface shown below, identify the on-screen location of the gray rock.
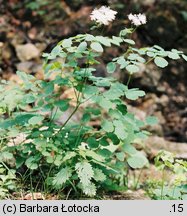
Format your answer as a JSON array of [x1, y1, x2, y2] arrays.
[[15, 43, 40, 62], [144, 136, 187, 160], [16, 61, 34, 73]]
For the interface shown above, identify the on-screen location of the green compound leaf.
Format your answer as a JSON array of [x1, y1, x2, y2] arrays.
[[27, 163, 38, 170], [16, 156, 25, 169], [0, 152, 14, 161], [75, 161, 94, 186], [125, 88, 145, 100], [182, 54, 187, 61], [107, 62, 116, 73], [98, 149, 113, 158], [52, 167, 72, 189], [113, 120, 127, 140], [157, 50, 168, 57], [28, 115, 44, 125], [107, 132, 120, 145], [87, 137, 99, 148], [122, 143, 138, 155], [154, 45, 164, 50], [117, 104, 127, 115], [116, 152, 125, 161], [109, 109, 123, 120], [51, 45, 61, 57], [147, 51, 156, 57], [43, 82, 54, 95], [95, 36, 111, 46], [54, 99, 69, 112], [85, 150, 105, 162], [62, 152, 77, 163], [25, 156, 40, 170], [154, 56, 168, 68], [82, 112, 91, 123], [91, 76, 112, 87], [117, 56, 128, 69], [14, 114, 35, 126], [119, 28, 133, 36], [110, 36, 123, 46], [54, 155, 63, 166], [62, 38, 72, 48], [24, 94, 35, 103], [90, 42, 103, 52], [46, 156, 54, 164], [103, 85, 125, 100], [167, 51, 180, 60], [83, 85, 99, 97], [82, 182, 96, 197], [77, 42, 87, 52], [93, 168, 106, 182], [17, 71, 35, 83], [101, 120, 114, 132], [126, 64, 139, 74], [96, 96, 114, 110], [137, 56, 146, 63], [85, 34, 95, 41], [99, 136, 110, 146], [123, 39, 135, 45], [127, 153, 148, 169]]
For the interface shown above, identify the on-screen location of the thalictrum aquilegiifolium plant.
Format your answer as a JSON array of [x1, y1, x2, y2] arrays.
[[0, 6, 187, 198]]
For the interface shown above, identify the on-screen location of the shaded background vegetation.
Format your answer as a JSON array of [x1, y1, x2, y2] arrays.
[[0, 0, 187, 142]]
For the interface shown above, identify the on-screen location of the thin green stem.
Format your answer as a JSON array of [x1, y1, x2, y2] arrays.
[[124, 48, 132, 57], [50, 107, 59, 124], [30, 172, 34, 199], [35, 176, 42, 192], [66, 188, 72, 200], [172, 186, 176, 199], [38, 166, 47, 194], [58, 103, 80, 133], [127, 74, 132, 86], [68, 180, 78, 195], [81, 91, 102, 104], [1, 161, 15, 176], [56, 54, 90, 135], [125, 173, 129, 187], [134, 169, 142, 190], [161, 169, 165, 200], [45, 162, 55, 190], [132, 27, 138, 34], [74, 125, 84, 147], [145, 57, 154, 65]]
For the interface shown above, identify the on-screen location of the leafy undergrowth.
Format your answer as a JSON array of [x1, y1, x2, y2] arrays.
[[0, 6, 187, 200], [1, 151, 187, 200]]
